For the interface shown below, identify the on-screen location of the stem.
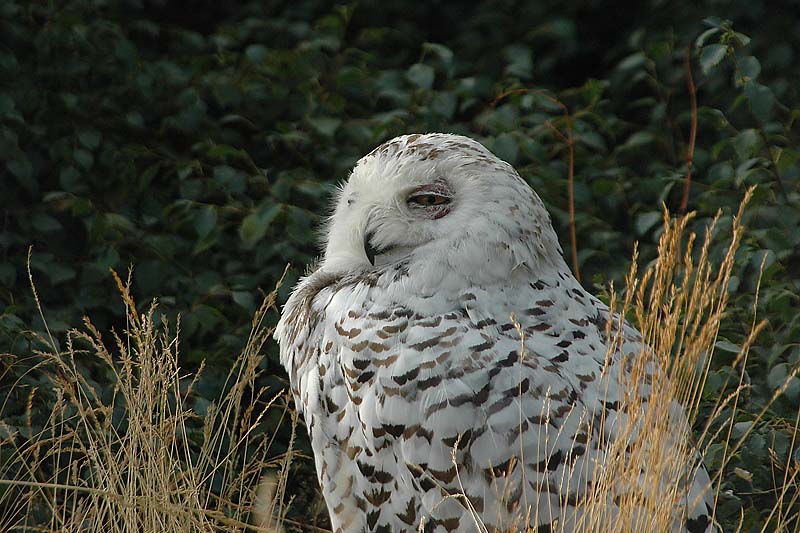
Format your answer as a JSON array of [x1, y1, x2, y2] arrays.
[[493, 88, 580, 280], [566, 113, 579, 282]]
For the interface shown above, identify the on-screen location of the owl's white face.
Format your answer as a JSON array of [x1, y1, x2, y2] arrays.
[[321, 133, 565, 278]]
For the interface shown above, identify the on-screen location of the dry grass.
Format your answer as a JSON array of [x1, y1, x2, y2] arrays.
[[577, 188, 796, 531], [568, 190, 762, 531], [2, 189, 798, 532], [0, 263, 294, 532], [448, 187, 800, 532]]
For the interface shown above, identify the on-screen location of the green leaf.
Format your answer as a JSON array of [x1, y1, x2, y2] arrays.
[[733, 31, 751, 46], [738, 56, 761, 80], [0, 263, 15, 286], [0, 50, 17, 71], [189, 304, 225, 336], [213, 165, 246, 195], [699, 44, 727, 74], [616, 52, 646, 71], [489, 133, 519, 165], [231, 290, 255, 312], [635, 212, 662, 236], [578, 131, 607, 152], [731, 421, 754, 439], [580, 79, 605, 105], [239, 204, 281, 247], [768, 363, 800, 402], [78, 129, 102, 149], [733, 129, 763, 160], [245, 44, 269, 64], [193, 231, 219, 255], [430, 92, 457, 119], [423, 43, 454, 64], [708, 161, 733, 183], [619, 131, 655, 151], [422, 43, 454, 74], [744, 80, 775, 122], [406, 63, 435, 89], [73, 148, 94, 169], [0, 126, 18, 159], [59, 166, 85, 193], [775, 148, 799, 175], [194, 206, 217, 238], [702, 16, 725, 28], [0, 93, 14, 117], [715, 340, 742, 354], [704, 442, 726, 469], [139, 163, 160, 191], [206, 143, 246, 161], [95, 246, 120, 270], [61, 93, 78, 110], [504, 44, 533, 79], [530, 93, 563, 113], [695, 27, 720, 48], [308, 116, 341, 137], [7, 157, 33, 190], [126, 111, 144, 128], [31, 213, 63, 233], [105, 213, 136, 233], [45, 263, 77, 285]]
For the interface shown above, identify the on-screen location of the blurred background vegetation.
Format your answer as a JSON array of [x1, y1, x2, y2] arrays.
[[1, 0, 798, 530]]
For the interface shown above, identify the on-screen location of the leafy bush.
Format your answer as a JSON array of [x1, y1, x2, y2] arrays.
[[2, 1, 798, 530]]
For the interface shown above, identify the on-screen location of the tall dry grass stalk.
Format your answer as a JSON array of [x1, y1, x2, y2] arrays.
[[565, 188, 798, 531], [0, 264, 293, 532], [569, 192, 756, 531]]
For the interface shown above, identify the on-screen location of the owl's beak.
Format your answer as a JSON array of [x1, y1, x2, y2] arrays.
[[364, 229, 377, 266]]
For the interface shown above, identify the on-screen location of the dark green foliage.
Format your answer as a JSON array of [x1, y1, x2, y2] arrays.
[[1, 1, 798, 530]]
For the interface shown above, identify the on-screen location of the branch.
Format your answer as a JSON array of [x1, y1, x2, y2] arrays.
[[493, 88, 580, 281], [565, 114, 578, 282], [544, 114, 579, 282]]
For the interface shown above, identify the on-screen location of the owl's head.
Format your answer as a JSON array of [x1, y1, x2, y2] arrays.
[[321, 133, 566, 279]]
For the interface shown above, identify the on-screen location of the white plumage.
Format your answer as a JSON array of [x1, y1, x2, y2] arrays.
[[275, 133, 714, 532]]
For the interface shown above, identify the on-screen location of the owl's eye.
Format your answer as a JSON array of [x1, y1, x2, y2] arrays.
[[407, 194, 451, 207]]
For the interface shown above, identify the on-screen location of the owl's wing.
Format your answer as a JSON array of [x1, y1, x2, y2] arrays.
[[276, 271, 601, 531], [276, 271, 714, 532]]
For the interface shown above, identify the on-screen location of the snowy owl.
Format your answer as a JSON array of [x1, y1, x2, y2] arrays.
[[275, 133, 715, 532]]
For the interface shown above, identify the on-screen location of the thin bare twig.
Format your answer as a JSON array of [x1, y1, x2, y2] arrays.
[[543, 114, 579, 282], [565, 114, 578, 281], [490, 89, 579, 279]]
